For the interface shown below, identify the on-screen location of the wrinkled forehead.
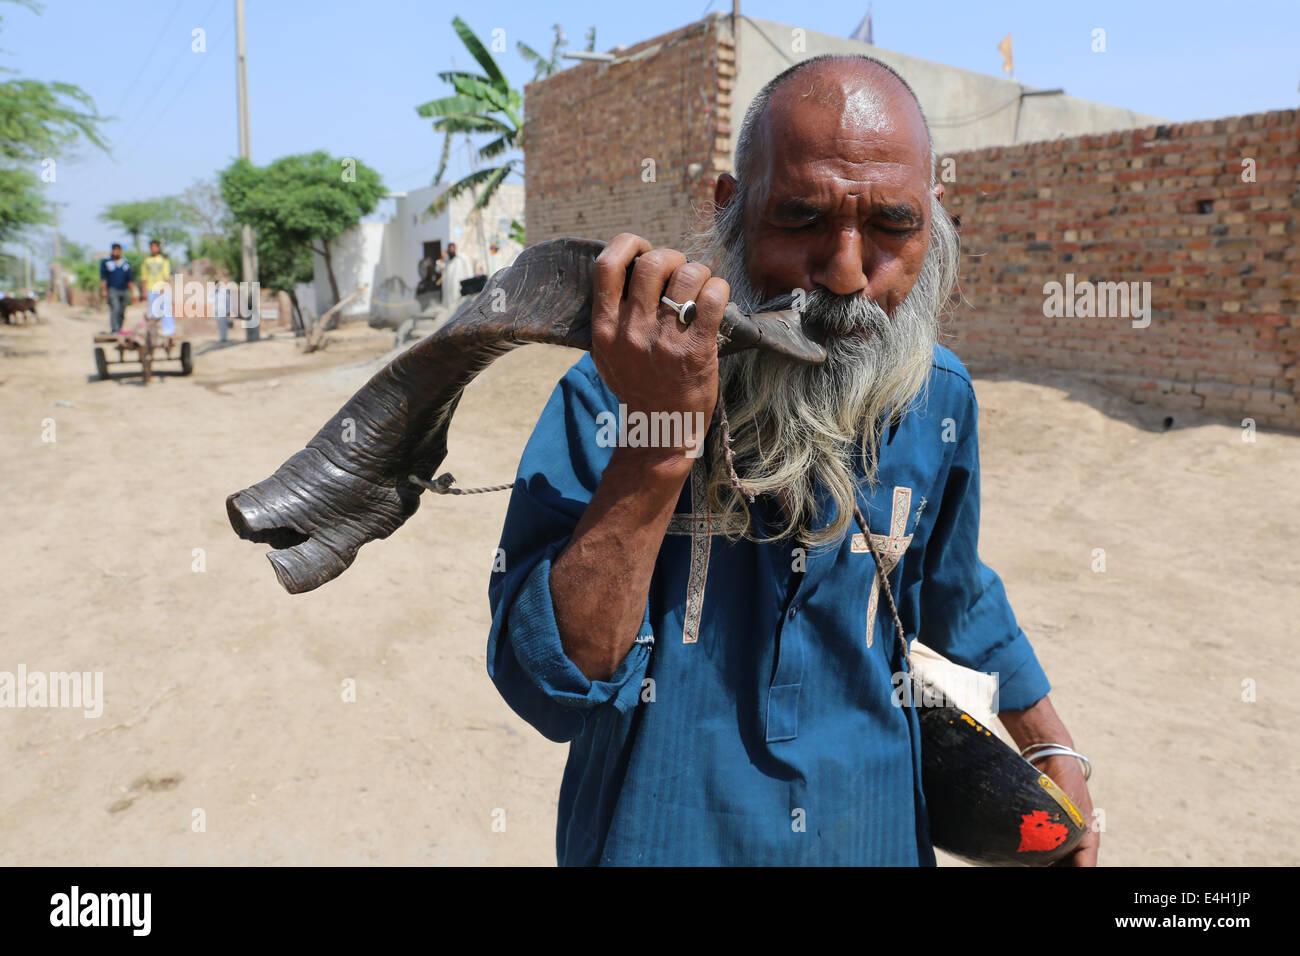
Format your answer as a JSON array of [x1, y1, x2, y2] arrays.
[[753, 67, 931, 193]]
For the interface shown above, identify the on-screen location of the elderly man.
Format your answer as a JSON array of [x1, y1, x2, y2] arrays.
[[488, 54, 1097, 866]]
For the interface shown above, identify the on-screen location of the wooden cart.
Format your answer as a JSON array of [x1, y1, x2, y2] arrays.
[[93, 322, 193, 384]]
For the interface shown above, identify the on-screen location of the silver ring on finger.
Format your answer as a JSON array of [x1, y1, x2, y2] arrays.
[[660, 295, 697, 328]]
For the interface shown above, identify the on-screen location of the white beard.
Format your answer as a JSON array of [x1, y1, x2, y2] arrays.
[[690, 189, 960, 547]]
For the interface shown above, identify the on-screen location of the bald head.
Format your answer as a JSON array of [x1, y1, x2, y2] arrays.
[[735, 55, 932, 187]]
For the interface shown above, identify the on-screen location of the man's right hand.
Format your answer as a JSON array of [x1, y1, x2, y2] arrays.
[[590, 234, 729, 471], [548, 236, 730, 681]]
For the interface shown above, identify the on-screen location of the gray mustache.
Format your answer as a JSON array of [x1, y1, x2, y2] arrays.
[[802, 288, 891, 336]]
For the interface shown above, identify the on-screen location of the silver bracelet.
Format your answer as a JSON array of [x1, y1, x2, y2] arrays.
[[1020, 742, 1092, 781]]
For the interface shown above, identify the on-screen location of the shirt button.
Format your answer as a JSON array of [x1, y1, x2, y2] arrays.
[[788, 605, 799, 620]]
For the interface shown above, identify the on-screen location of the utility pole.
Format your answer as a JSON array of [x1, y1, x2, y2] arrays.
[[236, 0, 259, 340], [732, 0, 740, 64], [50, 202, 67, 302], [464, 134, 490, 277]]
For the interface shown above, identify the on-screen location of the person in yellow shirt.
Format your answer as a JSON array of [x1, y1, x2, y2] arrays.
[[140, 239, 174, 335]]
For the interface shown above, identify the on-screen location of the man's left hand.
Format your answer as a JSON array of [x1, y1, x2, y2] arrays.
[[999, 694, 1098, 866], [1039, 753, 1099, 866]]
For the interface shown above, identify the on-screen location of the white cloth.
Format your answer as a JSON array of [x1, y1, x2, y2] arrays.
[[147, 289, 176, 336], [441, 254, 473, 311]]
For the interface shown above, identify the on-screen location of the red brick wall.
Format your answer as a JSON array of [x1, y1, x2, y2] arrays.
[[523, 15, 731, 250], [942, 110, 1299, 430], [525, 25, 1297, 430]]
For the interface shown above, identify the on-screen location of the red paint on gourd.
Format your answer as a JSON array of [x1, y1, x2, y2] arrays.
[[1017, 810, 1068, 852]]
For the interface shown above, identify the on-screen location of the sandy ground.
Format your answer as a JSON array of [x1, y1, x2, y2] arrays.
[[1, 300, 1296, 866]]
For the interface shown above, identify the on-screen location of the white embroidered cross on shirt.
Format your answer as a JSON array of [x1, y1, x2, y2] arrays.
[[851, 485, 914, 647]]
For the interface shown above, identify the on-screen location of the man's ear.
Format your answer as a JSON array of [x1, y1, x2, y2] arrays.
[[932, 182, 945, 204], [715, 173, 738, 210]]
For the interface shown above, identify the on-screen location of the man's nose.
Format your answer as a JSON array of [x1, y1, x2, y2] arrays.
[[811, 227, 872, 298]]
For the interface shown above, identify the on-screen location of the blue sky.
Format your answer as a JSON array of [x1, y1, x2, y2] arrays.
[[7, 0, 1298, 264]]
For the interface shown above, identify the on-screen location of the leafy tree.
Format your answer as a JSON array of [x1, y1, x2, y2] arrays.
[[0, 78, 105, 161], [0, 248, 22, 289], [176, 178, 242, 281], [0, 0, 106, 244], [48, 231, 90, 293], [180, 178, 230, 242], [416, 15, 521, 217], [253, 232, 314, 328], [193, 233, 241, 281], [219, 151, 385, 306], [51, 234, 87, 265], [0, 166, 46, 242], [35, 228, 95, 294], [97, 201, 149, 250], [123, 248, 143, 282], [70, 258, 99, 293], [98, 197, 190, 253]]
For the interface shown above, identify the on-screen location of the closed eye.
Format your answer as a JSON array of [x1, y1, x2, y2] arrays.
[[769, 199, 822, 229], [875, 204, 923, 234]]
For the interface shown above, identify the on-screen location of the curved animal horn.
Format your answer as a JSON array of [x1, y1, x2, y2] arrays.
[[226, 236, 825, 594]]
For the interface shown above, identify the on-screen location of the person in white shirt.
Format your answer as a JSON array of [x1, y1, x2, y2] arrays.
[[440, 243, 473, 311]]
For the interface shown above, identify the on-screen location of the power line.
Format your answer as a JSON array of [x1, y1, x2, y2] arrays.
[[739, 15, 796, 66], [113, 3, 231, 163], [388, 163, 441, 191], [149, 16, 235, 128], [112, 0, 224, 145], [111, 0, 186, 118], [927, 92, 1023, 127]]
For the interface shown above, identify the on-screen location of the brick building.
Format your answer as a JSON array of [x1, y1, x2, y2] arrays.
[[522, 18, 729, 254], [522, 14, 1298, 429], [523, 14, 1160, 249], [943, 112, 1299, 430]]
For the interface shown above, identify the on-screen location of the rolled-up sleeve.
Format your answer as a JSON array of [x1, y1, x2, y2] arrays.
[[487, 358, 654, 742], [918, 379, 1051, 714]]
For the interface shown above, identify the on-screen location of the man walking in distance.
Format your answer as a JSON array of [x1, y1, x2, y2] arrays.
[[100, 243, 138, 333], [140, 239, 174, 335]]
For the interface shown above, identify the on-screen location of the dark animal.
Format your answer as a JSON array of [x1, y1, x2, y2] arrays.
[[1, 297, 38, 324]]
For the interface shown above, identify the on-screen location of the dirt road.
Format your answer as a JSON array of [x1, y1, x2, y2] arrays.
[[1, 301, 1295, 865]]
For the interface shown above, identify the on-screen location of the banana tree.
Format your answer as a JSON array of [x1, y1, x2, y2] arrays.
[[416, 16, 522, 218], [518, 25, 563, 80], [517, 24, 597, 80]]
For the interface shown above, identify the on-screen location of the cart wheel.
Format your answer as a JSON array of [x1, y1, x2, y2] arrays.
[[94, 347, 109, 380], [179, 340, 194, 375]]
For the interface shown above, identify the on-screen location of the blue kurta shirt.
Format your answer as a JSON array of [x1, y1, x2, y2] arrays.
[[487, 345, 1051, 866]]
